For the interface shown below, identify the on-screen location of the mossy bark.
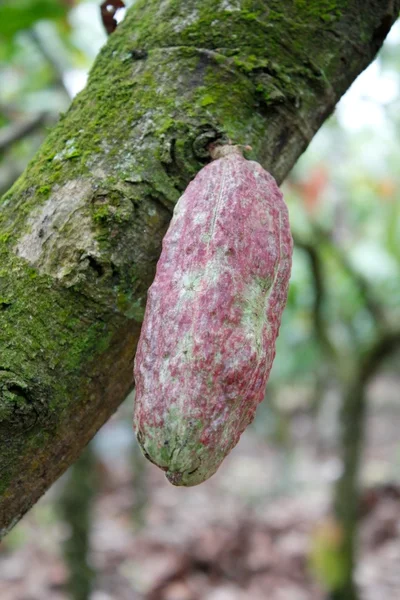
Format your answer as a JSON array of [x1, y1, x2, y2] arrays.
[[0, 0, 398, 535]]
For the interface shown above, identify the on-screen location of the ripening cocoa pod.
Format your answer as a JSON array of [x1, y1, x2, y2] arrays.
[[134, 145, 292, 486]]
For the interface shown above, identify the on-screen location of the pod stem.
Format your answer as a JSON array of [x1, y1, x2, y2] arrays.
[[209, 142, 252, 161]]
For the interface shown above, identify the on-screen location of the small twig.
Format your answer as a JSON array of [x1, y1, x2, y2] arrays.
[[293, 235, 337, 360], [358, 328, 400, 385], [315, 226, 385, 325], [0, 113, 48, 154], [27, 28, 72, 100]]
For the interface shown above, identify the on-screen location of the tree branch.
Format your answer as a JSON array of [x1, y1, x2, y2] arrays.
[[359, 328, 400, 386], [27, 28, 72, 101], [0, 0, 399, 535], [293, 235, 337, 360], [316, 227, 385, 325], [0, 113, 48, 154]]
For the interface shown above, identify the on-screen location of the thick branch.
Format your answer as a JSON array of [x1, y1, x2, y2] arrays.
[[0, 0, 398, 535]]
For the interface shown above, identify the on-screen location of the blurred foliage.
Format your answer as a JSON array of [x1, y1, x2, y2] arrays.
[[271, 34, 400, 397], [309, 517, 347, 590], [0, 0, 109, 194], [0, 1, 68, 42]]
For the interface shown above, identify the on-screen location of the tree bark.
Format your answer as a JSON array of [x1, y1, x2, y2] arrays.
[[0, 0, 398, 535]]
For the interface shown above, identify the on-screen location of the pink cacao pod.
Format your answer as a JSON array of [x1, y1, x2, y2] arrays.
[[134, 146, 292, 486]]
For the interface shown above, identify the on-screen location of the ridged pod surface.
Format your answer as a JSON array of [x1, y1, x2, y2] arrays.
[[134, 146, 292, 486]]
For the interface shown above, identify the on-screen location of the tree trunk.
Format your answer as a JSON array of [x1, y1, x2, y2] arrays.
[[58, 445, 97, 600], [332, 331, 400, 599], [0, 0, 398, 536]]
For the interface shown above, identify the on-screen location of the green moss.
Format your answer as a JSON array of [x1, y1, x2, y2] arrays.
[[0, 233, 10, 243], [0, 239, 123, 497], [92, 205, 111, 224], [233, 55, 270, 73], [38, 185, 51, 196], [199, 94, 215, 107], [0, 253, 111, 386], [294, 0, 344, 20], [117, 294, 145, 322]]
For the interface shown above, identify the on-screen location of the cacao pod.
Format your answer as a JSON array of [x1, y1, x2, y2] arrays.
[[134, 146, 292, 486]]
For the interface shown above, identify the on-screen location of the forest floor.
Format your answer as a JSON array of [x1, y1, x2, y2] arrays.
[[0, 374, 399, 600]]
